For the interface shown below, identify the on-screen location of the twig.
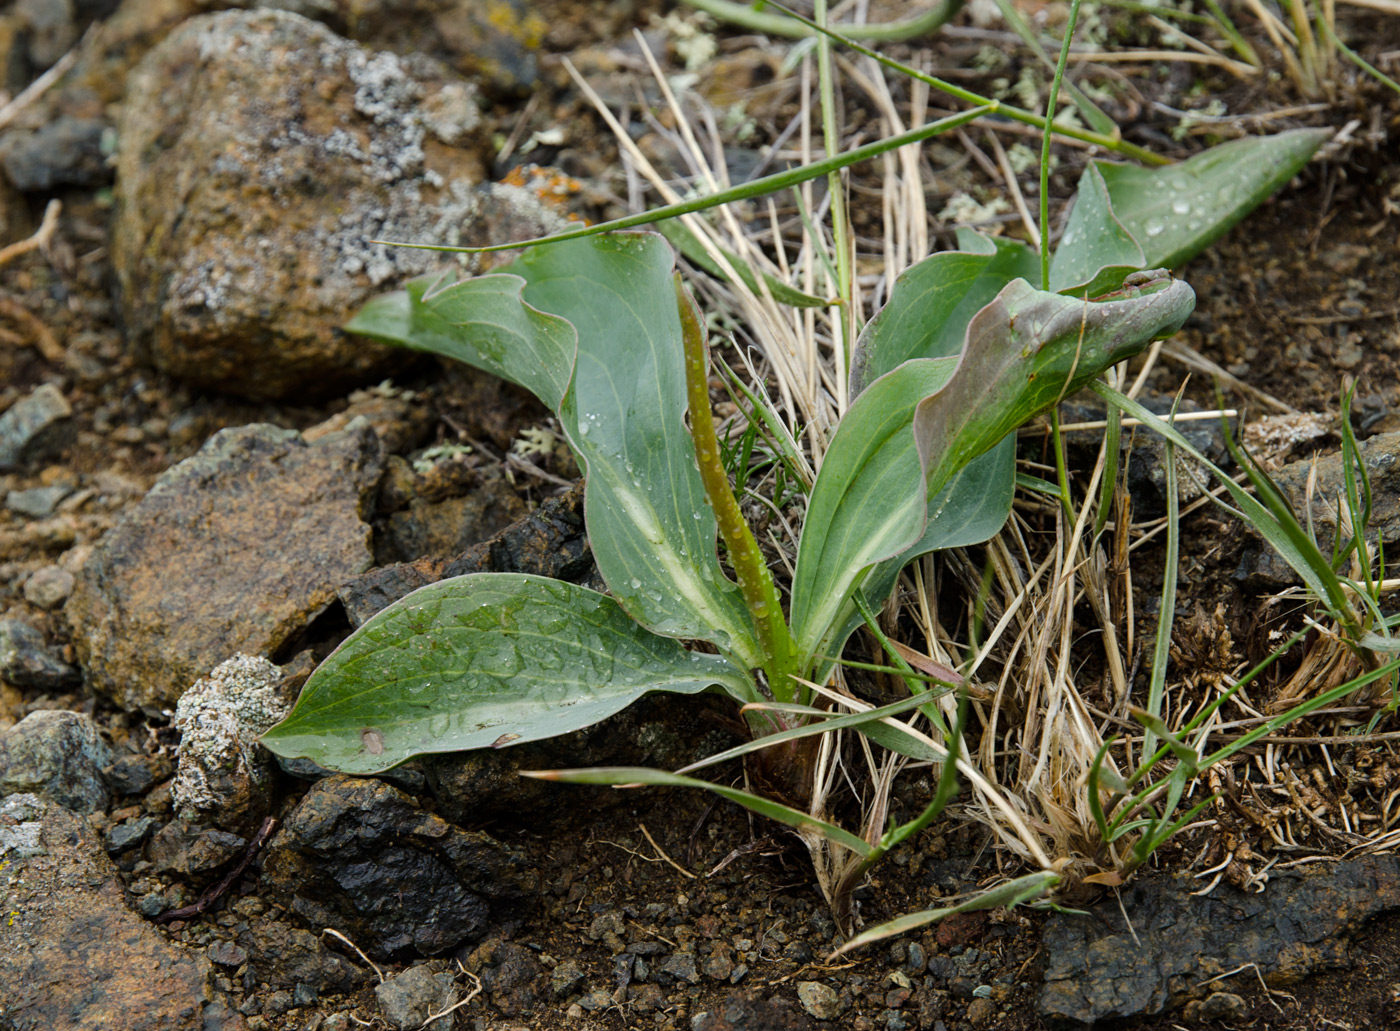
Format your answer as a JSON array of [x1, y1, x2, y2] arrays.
[[419, 971, 482, 1029], [0, 297, 64, 364], [153, 817, 278, 924], [0, 40, 82, 131], [640, 822, 698, 880], [322, 927, 385, 983], [0, 199, 61, 269]]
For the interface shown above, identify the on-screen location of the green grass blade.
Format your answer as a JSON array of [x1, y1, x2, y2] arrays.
[[524, 766, 873, 856]]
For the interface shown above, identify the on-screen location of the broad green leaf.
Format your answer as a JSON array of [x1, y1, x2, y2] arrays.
[[850, 231, 1037, 396], [524, 767, 873, 857], [260, 573, 756, 775], [1048, 163, 1144, 296], [346, 276, 574, 413], [657, 220, 829, 308], [828, 871, 1061, 958], [1094, 128, 1329, 274], [508, 234, 760, 664], [791, 358, 957, 669], [916, 272, 1197, 504], [348, 233, 761, 667]]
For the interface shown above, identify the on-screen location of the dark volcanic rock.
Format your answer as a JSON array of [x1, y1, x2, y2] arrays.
[[238, 923, 366, 993], [0, 617, 80, 689], [261, 775, 535, 958], [339, 479, 590, 626], [0, 794, 212, 1030], [692, 990, 816, 1031], [0, 709, 110, 813], [1038, 857, 1400, 1027], [111, 8, 489, 400], [68, 423, 381, 712]]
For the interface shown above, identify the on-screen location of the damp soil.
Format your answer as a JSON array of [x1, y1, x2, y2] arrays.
[[5, 3, 1400, 1030]]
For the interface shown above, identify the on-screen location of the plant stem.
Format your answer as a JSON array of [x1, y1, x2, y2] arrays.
[[762, 1, 1166, 166], [676, 276, 799, 699], [394, 107, 993, 256], [681, 0, 964, 41], [1040, 0, 1084, 290], [815, 0, 854, 407]]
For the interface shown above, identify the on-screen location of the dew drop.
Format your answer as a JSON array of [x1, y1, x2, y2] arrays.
[[630, 578, 642, 589], [1171, 199, 1191, 215], [1145, 220, 1165, 238]]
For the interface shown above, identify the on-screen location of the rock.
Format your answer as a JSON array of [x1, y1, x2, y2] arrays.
[[797, 981, 842, 1021], [1198, 991, 1249, 1021], [172, 655, 289, 833], [0, 115, 110, 191], [550, 958, 587, 999], [0, 709, 110, 813], [375, 964, 457, 1030], [68, 422, 382, 712], [379, 474, 527, 564], [104, 813, 156, 852], [238, 923, 366, 993], [1038, 857, 1400, 1026], [6, 485, 72, 518], [0, 383, 73, 471], [423, 691, 736, 828], [0, 792, 45, 859], [692, 991, 815, 1031], [0, 617, 80, 689], [302, 383, 435, 456], [339, 479, 590, 627], [11, 0, 80, 68], [22, 563, 76, 609], [657, 951, 700, 986], [103, 751, 172, 795], [466, 938, 541, 1016], [1238, 430, 1400, 587], [111, 9, 489, 401], [260, 775, 535, 958], [148, 820, 246, 877], [207, 941, 248, 967], [0, 795, 212, 1030]]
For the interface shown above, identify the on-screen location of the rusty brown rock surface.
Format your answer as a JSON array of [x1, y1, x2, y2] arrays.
[[0, 794, 212, 1030], [111, 8, 490, 400], [68, 422, 382, 712]]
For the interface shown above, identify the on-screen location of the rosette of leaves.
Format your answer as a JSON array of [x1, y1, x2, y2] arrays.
[[262, 128, 1322, 927]]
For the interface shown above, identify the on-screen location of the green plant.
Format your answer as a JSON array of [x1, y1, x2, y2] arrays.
[[1081, 383, 1400, 878], [261, 121, 1324, 932]]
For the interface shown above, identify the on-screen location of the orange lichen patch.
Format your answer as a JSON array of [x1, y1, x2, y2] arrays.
[[500, 164, 589, 221]]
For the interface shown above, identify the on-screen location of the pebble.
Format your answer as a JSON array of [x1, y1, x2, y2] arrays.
[[797, 981, 841, 1020], [104, 814, 156, 853], [21, 565, 74, 609], [0, 384, 73, 472], [0, 618, 80, 689], [5, 486, 71, 519], [0, 709, 110, 813]]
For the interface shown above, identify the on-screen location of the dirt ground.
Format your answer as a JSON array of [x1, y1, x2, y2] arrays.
[[5, 2, 1400, 1030]]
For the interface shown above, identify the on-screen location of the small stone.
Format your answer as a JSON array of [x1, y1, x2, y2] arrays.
[[293, 984, 318, 1007], [148, 820, 245, 876], [5, 486, 71, 519], [577, 988, 613, 1011], [797, 981, 841, 1020], [0, 618, 80, 690], [22, 565, 75, 610], [965, 997, 996, 1027], [209, 941, 249, 967], [264, 990, 295, 1017], [375, 965, 457, 1030], [0, 710, 110, 813], [550, 958, 586, 999], [105, 815, 156, 852], [0, 115, 110, 191], [1199, 991, 1249, 1021], [903, 943, 926, 975], [657, 951, 700, 986], [702, 943, 735, 981], [0, 384, 73, 471], [103, 753, 170, 796], [238, 924, 364, 993]]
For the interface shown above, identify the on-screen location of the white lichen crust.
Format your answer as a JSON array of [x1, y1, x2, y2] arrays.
[[172, 654, 290, 826]]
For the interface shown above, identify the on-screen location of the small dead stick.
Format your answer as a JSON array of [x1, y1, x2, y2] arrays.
[[153, 816, 279, 924]]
